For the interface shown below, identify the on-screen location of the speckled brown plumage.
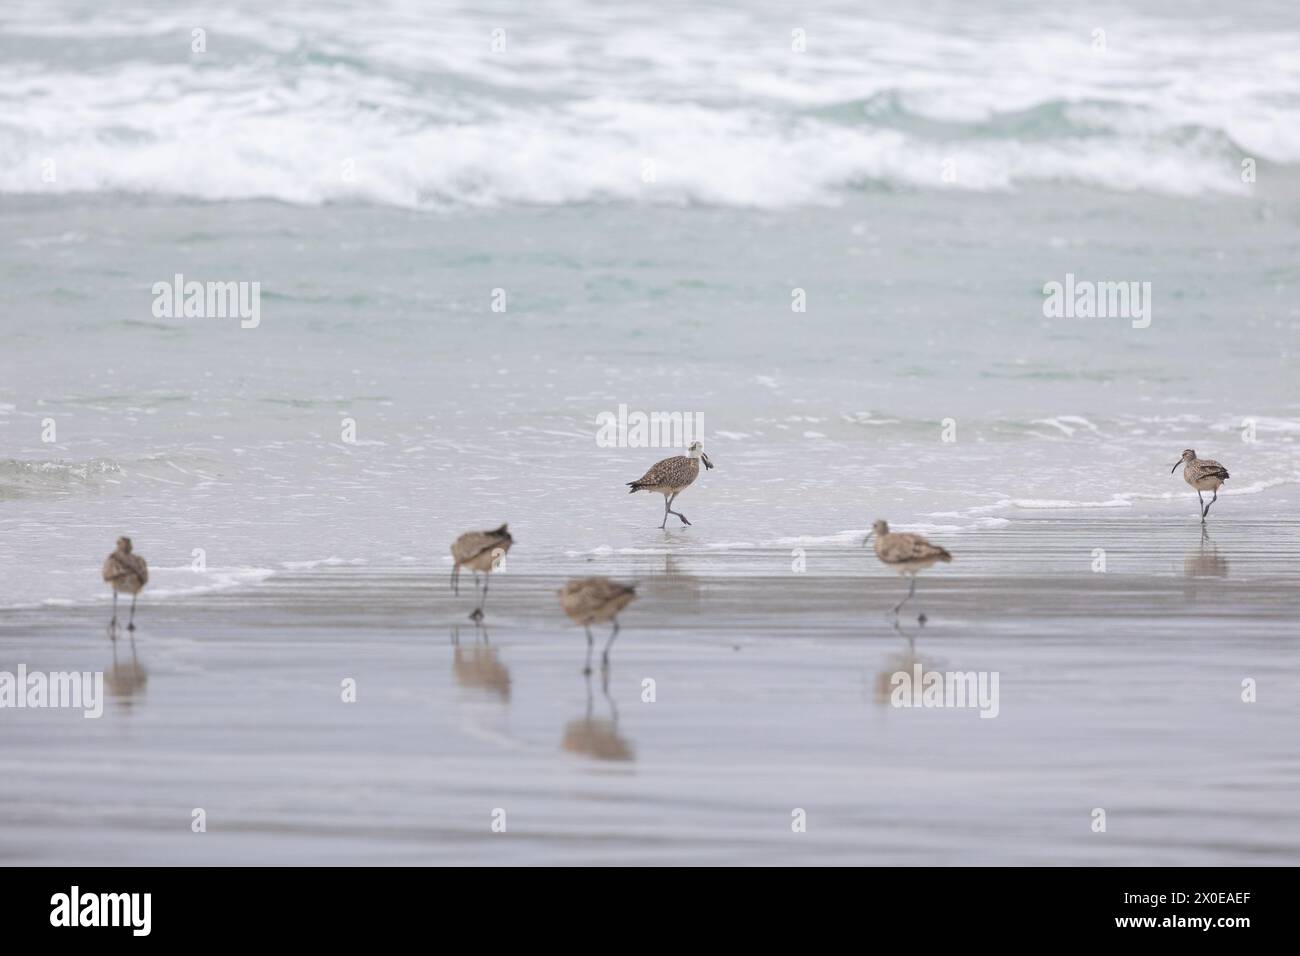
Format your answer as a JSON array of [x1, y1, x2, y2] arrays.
[[1173, 449, 1230, 522], [102, 536, 147, 632], [450, 523, 513, 620], [102, 545, 148, 594], [450, 524, 513, 570], [560, 577, 638, 672], [628, 454, 699, 493], [1181, 455, 1230, 487], [869, 520, 952, 619], [872, 523, 953, 568], [559, 577, 637, 624], [627, 441, 713, 528]]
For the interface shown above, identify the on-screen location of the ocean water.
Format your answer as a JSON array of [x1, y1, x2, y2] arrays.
[[2, 0, 1299, 605]]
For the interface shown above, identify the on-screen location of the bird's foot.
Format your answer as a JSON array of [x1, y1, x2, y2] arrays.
[[582, 666, 592, 676], [469, 608, 484, 622], [127, 622, 136, 632], [917, 613, 927, 627], [678, 515, 691, 526]]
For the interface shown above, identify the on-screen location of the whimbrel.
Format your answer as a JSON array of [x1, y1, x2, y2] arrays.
[[559, 576, 637, 673], [627, 440, 713, 529], [1172, 449, 1230, 522], [866, 520, 952, 618], [102, 536, 148, 633], [450, 524, 513, 621]]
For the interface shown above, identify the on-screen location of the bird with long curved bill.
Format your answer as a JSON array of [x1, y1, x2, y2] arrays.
[[627, 441, 713, 529], [1171, 449, 1230, 523]]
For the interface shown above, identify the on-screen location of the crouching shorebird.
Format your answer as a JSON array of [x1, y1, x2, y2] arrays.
[[102, 536, 148, 633], [450, 524, 513, 621], [1172, 449, 1230, 523], [866, 520, 952, 620], [559, 577, 637, 674], [627, 440, 713, 529]]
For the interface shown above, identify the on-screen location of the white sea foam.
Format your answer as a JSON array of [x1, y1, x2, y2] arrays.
[[1, 566, 276, 611], [281, 557, 369, 570], [144, 567, 277, 600], [1, 3, 1295, 208]]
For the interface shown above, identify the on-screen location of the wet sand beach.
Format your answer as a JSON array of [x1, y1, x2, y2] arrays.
[[3, 511, 1297, 866]]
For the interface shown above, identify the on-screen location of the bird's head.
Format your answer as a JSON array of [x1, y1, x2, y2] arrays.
[[1171, 449, 1196, 473], [688, 441, 713, 470], [116, 536, 133, 553], [865, 519, 889, 545]]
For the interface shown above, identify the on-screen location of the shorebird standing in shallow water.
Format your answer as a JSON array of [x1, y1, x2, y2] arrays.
[[102, 536, 148, 633], [1172, 449, 1230, 523], [450, 524, 513, 621], [866, 520, 952, 620], [627, 440, 713, 529], [559, 577, 637, 673]]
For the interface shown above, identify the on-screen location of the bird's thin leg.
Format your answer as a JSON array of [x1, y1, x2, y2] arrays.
[[479, 573, 490, 616], [667, 492, 691, 527], [891, 576, 917, 615], [602, 668, 619, 725], [451, 563, 459, 596], [109, 592, 118, 636], [602, 619, 620, 669], [127, 593, 137, 631], [1204, 488, 1218, 519], [660, 494, 670, 530], [584, 625, 594, 675], [1197, 489, 1206, 521], [469, 572, 484, 621]]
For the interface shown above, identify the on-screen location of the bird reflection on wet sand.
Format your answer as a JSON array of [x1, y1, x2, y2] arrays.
[[561, 669, 634, 762], [105, 633, 148, 706], [873, 616, 934, 706], [451, 625, 511, 700], [643, 554, 703, 608], [1184, 526, 1229, 578]]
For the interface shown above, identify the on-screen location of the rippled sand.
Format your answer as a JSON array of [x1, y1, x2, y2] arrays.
[[2, 514, 1297, 865]]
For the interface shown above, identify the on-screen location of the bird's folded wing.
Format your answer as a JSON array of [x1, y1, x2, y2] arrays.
[[102, 553, 147, 584], [588, 579, 635, 603], [883, 534, 947, 562], [452, 532, 504, 562], [632, 455, 686, 486]]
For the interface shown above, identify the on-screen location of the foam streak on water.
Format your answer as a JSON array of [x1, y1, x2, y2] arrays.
[[3, 1, 1300, 206]]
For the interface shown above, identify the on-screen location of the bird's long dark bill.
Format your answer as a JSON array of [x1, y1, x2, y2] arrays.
[[1170, 462, 1182, 473], [702, 454, 714, 470], [863, 532, 874, 546]]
